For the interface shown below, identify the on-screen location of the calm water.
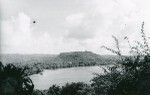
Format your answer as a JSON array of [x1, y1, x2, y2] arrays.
[[30, 66, 107, 90]]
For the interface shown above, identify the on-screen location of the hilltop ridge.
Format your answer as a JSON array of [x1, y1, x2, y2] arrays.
[[0, 51, 119, 75]]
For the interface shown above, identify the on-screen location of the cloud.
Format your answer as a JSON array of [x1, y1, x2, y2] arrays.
[[1, 13, 56, 54], [1, 13, 31, 51], [65, 13, 95, 40], [1, 0, 150, 54], [65, 13, 85, 27], [65, 13, 94, 40], [1, 13, 31, 53], [1, 12, 87, 54], [66, 26, 95, 40], [64, 0, 141, 42], [65, 12, 104, 41]]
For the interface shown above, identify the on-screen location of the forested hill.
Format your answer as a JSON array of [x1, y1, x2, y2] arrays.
[[0, 51, 119, 74], [0, 54, 56, 65], [0, 51, 119, 65], [56, 51, 118, 66]]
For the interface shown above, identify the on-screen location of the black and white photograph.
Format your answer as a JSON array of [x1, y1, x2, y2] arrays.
[[1, 0, 150, 95]]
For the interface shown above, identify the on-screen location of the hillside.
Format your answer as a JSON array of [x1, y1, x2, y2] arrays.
[[0, 51, 119, 75], [0, 51, 119, 65], [0, 54, 56, 65], [55, 51, 117, 66]]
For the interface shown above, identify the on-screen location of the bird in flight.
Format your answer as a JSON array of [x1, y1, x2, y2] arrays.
[[33, 21, 36, 23]]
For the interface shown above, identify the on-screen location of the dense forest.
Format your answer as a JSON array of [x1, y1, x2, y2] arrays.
[[0, 51, 119, 75]]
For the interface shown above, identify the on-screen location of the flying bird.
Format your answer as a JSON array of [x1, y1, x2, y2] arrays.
[[33, 21, 36, 23]]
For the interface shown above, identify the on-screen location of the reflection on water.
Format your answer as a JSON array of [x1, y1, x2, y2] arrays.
[[30, 66, 107, 90]]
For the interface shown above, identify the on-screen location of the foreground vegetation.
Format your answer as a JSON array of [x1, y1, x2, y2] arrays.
[[0, 62, 34, 95], [33, 82, 95, 95], [1, 22, 150, 95], [92, 22, 150, 95]]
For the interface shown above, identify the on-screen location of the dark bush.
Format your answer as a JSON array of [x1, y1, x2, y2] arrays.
[[47, 85, 61, 95], [0, 62, 34, 95], [44, 82, 94, 95], [60, 82, 94, 95]]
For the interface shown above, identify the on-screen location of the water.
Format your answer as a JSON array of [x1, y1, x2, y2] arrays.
[[30, 66, 107, 90]]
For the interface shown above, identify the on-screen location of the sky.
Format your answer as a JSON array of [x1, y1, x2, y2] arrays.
[[1, 0, 150, 54]]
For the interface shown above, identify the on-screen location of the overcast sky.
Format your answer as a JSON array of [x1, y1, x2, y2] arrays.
[[1, 0, 150, 54]]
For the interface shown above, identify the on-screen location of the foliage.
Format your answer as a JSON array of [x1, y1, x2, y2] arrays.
[[0, 62, 34, 95], [91, 65, 121, 95], [32, 90, 45, 95], [60, 82, 94, 95], [46, 85, 61, 95], [92, 22, 150, 95], [36, 82, 95, 95]]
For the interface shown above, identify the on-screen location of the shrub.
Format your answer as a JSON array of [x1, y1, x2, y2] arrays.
[[0, 62, 34, 95], [60, 82, 94, 95], [47, 85, 61, 95], [44, 82, 94, 95], [92, 22, 150, 95]]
